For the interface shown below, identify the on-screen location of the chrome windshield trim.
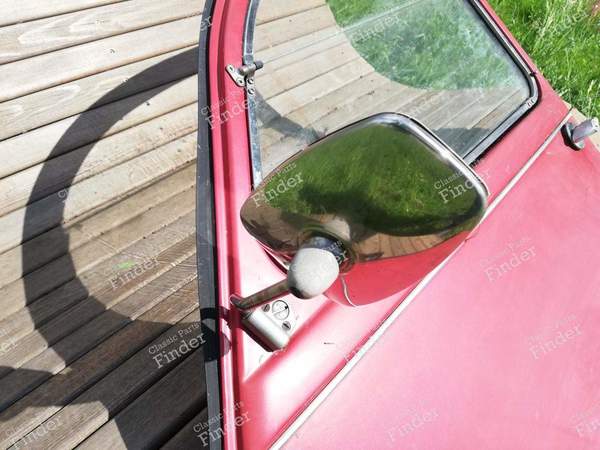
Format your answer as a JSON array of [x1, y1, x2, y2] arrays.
[[243, 0, 263, 186]]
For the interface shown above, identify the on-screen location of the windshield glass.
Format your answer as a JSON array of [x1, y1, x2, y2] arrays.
[[251, 0, 533, 178]]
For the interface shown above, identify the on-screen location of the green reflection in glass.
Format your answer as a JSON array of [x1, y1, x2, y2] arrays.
[[326, 0, 521, 90], [263, 123, 479, 236]]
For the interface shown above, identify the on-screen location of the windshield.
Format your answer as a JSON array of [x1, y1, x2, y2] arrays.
[[249, 0, 534, 178]]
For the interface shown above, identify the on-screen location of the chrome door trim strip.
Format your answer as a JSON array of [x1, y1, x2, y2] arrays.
[[270, 110, 573, 449]]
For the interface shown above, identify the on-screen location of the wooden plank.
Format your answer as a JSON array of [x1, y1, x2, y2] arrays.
[[256, 73, 379, 161], [390, 89, 455, 120], [256, 25, 343, 67], [258, 71, 389, 151], [414, 89, 498, 156], [0, 46, 197, 141], [262, 79, 423, 146], [0, 16, 201, 103], [262, 57, 374, 125], [416, 89, 485, 127], [438, 88, 525, 151], [0, 0, 126, 27], [258, 42, 361, 101], [0, 200, 194, 358], [0, 188, 195, 330], [0, 0, 203, 64], [78, 350, 206, 449], [0, 284, 200, 449], [0, 75, 197, 179], [0, 225, 195, 386], [161, 409, 209, 450], [256, 0, 325, 25], [261, 81, 423, 171], [0, 252, 197, 410], [0, 217, 194, 363], [259, 59, 373, 127], [451, 88, 526, 130], [259, 83, 506, 172], [291, 71, 390, 124], [0, 164, 195, 290], [0, 131, 196, 254], [254, 6, 337, 52], [0, 103, 198, 216], [317, 79, 422, 121], [1, 309, 202, 449], [0, 212, 194, 339]]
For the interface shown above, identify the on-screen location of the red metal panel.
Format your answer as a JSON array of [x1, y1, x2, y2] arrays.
[[284, 130, 600, 450], [208, 1, 578, 448]]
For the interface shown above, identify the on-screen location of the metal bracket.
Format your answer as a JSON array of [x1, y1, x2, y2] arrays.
[[563, 117, 599, 150], [238, 299, 296, 351], [225, 60, 264, 95]]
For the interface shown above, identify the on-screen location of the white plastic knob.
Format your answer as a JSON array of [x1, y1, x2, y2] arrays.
[[287, 247, 340, 299]]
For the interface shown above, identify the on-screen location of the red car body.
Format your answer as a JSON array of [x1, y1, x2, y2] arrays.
[[196, 1, 600, 449]]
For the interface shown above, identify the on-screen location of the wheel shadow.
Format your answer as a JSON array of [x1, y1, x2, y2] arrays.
[[0, 47, 222, 449]]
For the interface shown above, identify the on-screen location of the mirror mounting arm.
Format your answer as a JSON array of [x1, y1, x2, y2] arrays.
[[231, 279, 289, 311], [231, 235, 345, 311], [231, 236, 345, 351]]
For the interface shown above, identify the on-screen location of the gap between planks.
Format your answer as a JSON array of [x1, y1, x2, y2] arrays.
[[0, 283, 201, 449]]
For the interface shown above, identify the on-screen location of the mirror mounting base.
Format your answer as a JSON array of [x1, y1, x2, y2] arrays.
[[231, 236, 346, 350]]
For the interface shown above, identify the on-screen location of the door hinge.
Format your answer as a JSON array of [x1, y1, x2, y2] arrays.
[[226, 60, 264, 95]]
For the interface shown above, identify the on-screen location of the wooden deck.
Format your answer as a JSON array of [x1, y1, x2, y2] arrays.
[[0, 0, 207, 447], [0, 0, 586, 448]]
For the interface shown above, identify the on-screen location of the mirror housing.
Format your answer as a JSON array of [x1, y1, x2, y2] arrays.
[[237, 113, 488, 308]]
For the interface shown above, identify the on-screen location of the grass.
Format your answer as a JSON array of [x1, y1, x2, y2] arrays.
[[264, 122, 479, 237], [326, 0, 520, 90], [488, 0, 600, 117], [326, 0, 599, 117]]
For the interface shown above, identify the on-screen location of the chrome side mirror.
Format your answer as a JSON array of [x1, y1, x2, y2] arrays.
[[233, 113, 488, 318]]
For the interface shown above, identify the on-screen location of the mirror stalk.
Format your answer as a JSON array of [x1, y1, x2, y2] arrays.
[[231, 280, 289, 311], [231, 236, 344, 311]]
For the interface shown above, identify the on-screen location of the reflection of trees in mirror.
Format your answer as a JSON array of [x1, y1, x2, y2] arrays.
[[264, 123, 479, 237], [326, 0, 520, 90]]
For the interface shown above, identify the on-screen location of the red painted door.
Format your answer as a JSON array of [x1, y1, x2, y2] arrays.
[[201, 0, 600, 448]]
